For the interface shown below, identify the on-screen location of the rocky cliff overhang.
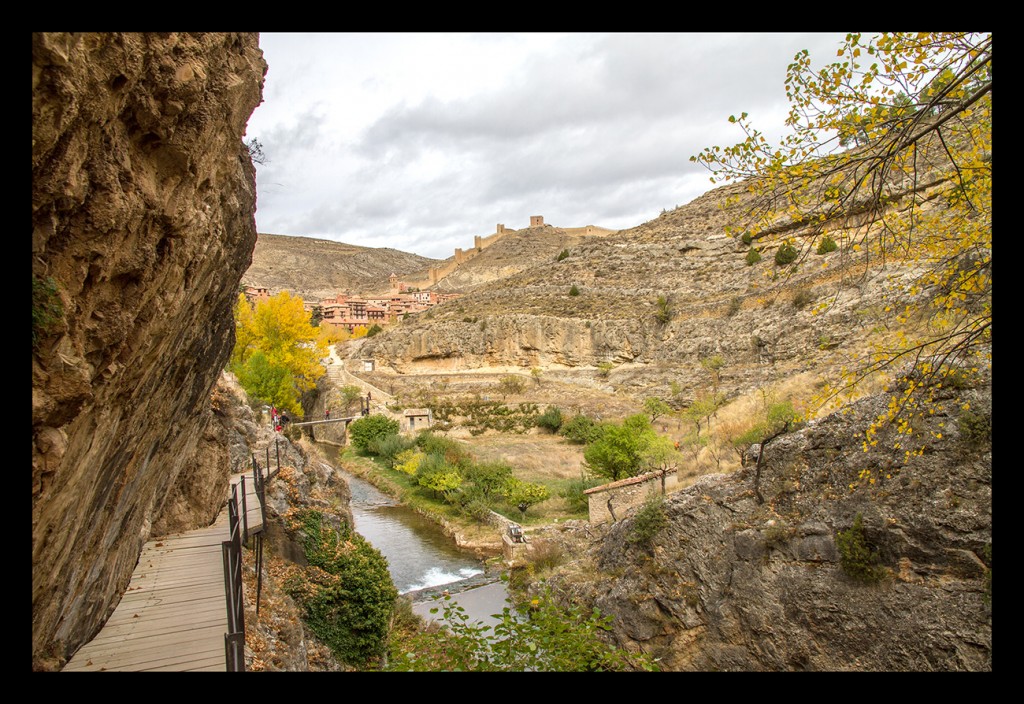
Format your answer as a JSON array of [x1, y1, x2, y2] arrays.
[[31, 32, 267, 671]]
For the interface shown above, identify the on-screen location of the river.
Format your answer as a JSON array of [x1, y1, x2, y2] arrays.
[[336, 461, 513, 628]]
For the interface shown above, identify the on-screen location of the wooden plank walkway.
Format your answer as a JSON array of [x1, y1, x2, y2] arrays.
[[63, 473, 262, 672]]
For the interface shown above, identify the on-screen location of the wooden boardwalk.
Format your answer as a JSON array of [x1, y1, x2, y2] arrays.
[[63, 473, 263, 672]]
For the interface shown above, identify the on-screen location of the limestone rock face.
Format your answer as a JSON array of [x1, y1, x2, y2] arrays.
[[534, 382, 992, 671], [31, 32, 266, 670]]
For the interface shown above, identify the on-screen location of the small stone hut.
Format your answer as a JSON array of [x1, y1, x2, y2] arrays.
[[584, 468, 680, 525]]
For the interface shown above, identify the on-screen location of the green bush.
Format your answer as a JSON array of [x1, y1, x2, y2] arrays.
[[745, 248, 762, 266], [388, 586, 656, 671], [285, 510, 397, 667], [556, 249, 570, 261], [461, 461, 513, 501], [366, 323, 384, 337], [836, 513, 885, 584], [816, 235, 838, 254], [654, 295, 672, 324], [458, 498, 495, 522], [958, 408, 991, 449], [560, 414, 603, 444], [627, 494, 667, 548], [496, 375, 526, 398], [741, 232, 753, 245], [774, 242, 798, 266], [368, 432, 416, 467], [349, 415, 401, 452], [536, 406, 564, 433], [500, 477, 551, 518], [569, 285, 580, 296], [558, 473, 602, 513]]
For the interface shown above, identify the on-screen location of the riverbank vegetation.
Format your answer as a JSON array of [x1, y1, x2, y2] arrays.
[[338, 424, 568, 535], [278, 508, 397, 668], [387, 586, 658, 671]]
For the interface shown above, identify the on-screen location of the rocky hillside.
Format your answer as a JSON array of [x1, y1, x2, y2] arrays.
[[356, 180, 911, 406], [432, 226, 599, 292], [528, 378, 992, 671], [243, 233, 439, 301], [31, 32, 266, 671]]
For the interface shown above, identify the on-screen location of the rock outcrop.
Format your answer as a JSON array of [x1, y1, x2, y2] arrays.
[[531, 379, 992, 671], [31, 32, 267, 671]]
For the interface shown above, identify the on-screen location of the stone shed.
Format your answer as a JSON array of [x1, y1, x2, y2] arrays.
[[584, 468, 680, 525], [403, 408, 432, 432]]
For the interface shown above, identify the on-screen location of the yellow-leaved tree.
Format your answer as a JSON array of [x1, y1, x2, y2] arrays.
[[691, 32, 991, 456], [230, 291, 327, 417]]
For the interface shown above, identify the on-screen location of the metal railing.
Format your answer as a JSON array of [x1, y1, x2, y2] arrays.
[[222, 482, 246, 672], [220, 439, 283, 668], [249, 440, 282, 617]]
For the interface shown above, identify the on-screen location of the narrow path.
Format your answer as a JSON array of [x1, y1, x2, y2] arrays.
[[62, 473, 262, 672], [325, 344, 403, 422]]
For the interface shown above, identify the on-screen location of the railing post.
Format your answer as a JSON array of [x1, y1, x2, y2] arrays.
[[240, 476, 249, 546]]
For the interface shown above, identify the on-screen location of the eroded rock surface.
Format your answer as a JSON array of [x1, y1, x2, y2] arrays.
[[31, 32, 266, 670], [531, 382, 992, 671]]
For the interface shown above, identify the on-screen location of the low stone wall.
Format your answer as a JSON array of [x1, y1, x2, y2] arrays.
[[585, 469, 679, 525]]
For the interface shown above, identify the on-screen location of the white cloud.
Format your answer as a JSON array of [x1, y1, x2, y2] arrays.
[[246, 32, 848, 259]]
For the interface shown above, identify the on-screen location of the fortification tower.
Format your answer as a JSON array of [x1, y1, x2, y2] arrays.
[[530, 215, 544, 227]]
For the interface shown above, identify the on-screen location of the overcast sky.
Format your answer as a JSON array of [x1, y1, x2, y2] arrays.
[[245, 32, 848, 260]]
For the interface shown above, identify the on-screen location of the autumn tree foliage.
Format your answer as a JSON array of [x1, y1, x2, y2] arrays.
[[691, 32, 991, 455], [230, 291, 327, 416]]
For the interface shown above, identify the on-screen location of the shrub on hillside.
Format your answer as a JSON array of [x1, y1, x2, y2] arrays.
[[559, 414, 603, 445], [283, 510, 397, 667], [348, 415, 401, 452], [816, 235, 838, 254], [791, 288, 815, 310], [536, 406, 564, 433], [558, 473, 603, 514], [745, 248, 762, 266], [774, 242, 798, 266], [627, 494, 668, 549], [369, 433, 417, 467], [836, 513, 885, 584]]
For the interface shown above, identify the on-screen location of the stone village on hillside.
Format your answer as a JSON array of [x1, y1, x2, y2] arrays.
[[243, 214, 616, 333]]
